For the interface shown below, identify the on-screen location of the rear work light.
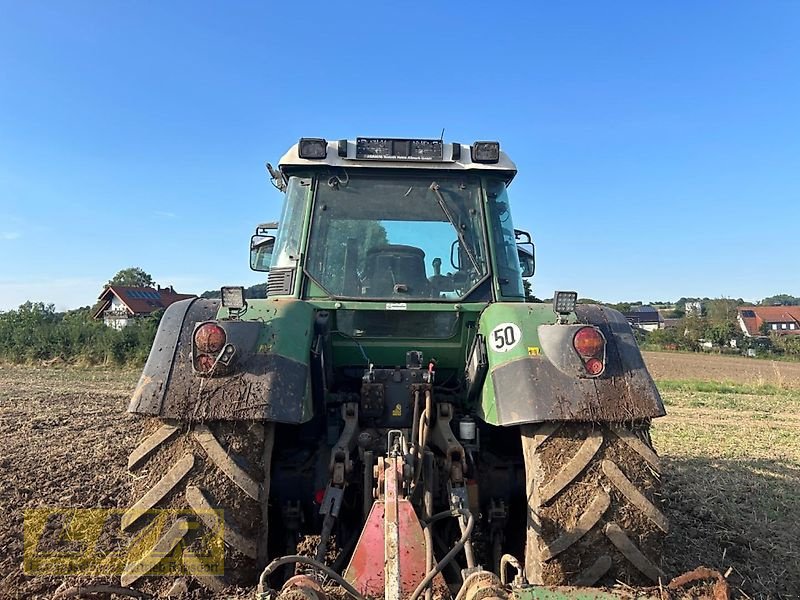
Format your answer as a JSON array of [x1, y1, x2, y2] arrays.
[[195, 322, 226, 354], [553, 291, 578, 315], [471, 141, 500, 164], [298, 138, 328, 159]]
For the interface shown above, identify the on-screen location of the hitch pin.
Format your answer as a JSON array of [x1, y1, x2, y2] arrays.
[[387, 430, 406, 457]]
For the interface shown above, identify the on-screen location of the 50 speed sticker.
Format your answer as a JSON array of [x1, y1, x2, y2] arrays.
[[489, 323, 522, 352]]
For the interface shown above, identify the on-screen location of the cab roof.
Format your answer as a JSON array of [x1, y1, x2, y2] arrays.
[[278, 138, 517, 183]]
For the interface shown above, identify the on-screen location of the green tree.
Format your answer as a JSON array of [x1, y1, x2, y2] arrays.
[[771, 333, 800, 356], [523, 280, 544, 302], [107, 267, 155, 288], [706, 320, 739, 348], [761, 294, 800, 306], [706, 298, 739, 326]]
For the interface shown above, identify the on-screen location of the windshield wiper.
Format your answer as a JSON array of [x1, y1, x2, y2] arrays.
[[429, 182, 481, 274]]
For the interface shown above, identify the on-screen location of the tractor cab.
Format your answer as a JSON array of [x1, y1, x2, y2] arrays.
[[251, 138, 533, 304]]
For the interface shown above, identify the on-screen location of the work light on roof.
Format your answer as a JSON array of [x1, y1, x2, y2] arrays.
[[472, 141, 500, 164], [298, 138, 328, 159]]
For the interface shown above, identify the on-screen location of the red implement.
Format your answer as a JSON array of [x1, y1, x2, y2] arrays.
[[344, 456, 443, 600]]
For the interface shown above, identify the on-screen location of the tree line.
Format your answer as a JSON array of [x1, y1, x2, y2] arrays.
[[0, 302, 161, 365], [0, 268, 164, 366], [2, 264, 797, 365]]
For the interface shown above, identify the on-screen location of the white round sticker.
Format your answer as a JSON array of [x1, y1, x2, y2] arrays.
[[489, 323, 522, 352]]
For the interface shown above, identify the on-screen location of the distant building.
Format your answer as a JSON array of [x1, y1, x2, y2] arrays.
[[737, 306, 800, 337], [93, 285, 195, 330], [662, 318, 682, 329], [623, 305, 663, 332], [685, 301, 703, 317]]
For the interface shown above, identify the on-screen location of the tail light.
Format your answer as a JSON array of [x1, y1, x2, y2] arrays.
[[573, 326, 606, 377], [194, 322, 228, 375], [195, 323, 226, 354], [195, 353, 217, 373], [573, 327, 604, 357], [584, 357, 604, 376]]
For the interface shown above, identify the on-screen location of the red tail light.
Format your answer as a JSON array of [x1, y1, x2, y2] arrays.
[[573, 327, 604, 357], [195, 323, 226, 354], [196, 353, 217, 373], [584, 357, 604, 376]]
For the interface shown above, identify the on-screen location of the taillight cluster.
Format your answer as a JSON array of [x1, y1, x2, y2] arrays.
[[194, 322, 226, 374], [572, 326, 606, 377]]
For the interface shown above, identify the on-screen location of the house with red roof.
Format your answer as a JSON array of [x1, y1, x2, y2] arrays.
[[93, 285, 195, 330], [737, 306, 800, 337]]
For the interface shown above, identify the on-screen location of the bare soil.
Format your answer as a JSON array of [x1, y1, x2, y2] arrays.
[[642, 351, 800, 387], [0, 364, 140, 599]]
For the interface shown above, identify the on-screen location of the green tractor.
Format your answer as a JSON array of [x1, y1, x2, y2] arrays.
[[123, 137, 668, 599]]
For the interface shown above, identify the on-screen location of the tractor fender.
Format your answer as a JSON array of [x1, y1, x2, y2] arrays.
[[476, 303, 665, 425], [129, 297, 314, 423]]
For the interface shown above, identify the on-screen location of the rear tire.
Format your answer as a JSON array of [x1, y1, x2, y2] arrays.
[[521, 422, 666, 586], [122, 418, 274, 593]]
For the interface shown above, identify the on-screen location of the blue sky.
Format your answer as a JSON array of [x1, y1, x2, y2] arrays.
[[1, 1, 798, 311]]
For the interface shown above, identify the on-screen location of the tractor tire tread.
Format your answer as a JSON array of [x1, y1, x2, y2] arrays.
[[121, 518, 191, 586], [601, 460, 668, 533], [522, 422, 666, 587], [185, 485, 258, 559], [122, 418, 271, 593], [122, 453, 195, 531], [193, 425, 261, 501]]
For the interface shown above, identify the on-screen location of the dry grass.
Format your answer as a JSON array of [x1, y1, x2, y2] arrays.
[[644, 351, 800, 599]]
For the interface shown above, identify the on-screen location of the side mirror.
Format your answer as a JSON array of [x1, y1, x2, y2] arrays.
[[515, 229, 535, 277], [518, 247, 535, 277], [250, 234, 276, 272], [450, 240, 462, 270]]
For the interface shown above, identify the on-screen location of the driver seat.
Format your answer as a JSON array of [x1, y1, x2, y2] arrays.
[[363, 245, 429, 297]]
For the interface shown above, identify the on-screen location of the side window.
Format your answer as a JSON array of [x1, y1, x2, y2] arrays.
[[485, 180, 524, 298], [271, 177, 310, 269]]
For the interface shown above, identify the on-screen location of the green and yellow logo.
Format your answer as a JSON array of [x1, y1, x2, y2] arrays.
[[23, 508, 225, 577]]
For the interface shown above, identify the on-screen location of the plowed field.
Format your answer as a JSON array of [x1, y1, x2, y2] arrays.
[[0, 352, 798, 598]]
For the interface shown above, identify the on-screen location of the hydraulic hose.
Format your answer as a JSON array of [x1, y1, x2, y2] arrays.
[[257, 555, 368, 600], [454, 571, 491, 600], [413, 389, 433, 486], [499, 554, 524, 586], [409, 508, 475, 600]]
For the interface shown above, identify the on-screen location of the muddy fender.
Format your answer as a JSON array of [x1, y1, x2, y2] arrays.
[[476, 303, 665, 425], [129, 297, 313, 423]]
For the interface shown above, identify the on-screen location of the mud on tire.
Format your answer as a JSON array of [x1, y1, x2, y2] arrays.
[[521, 422, 667, 587], [121, 417, 274, 593]]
